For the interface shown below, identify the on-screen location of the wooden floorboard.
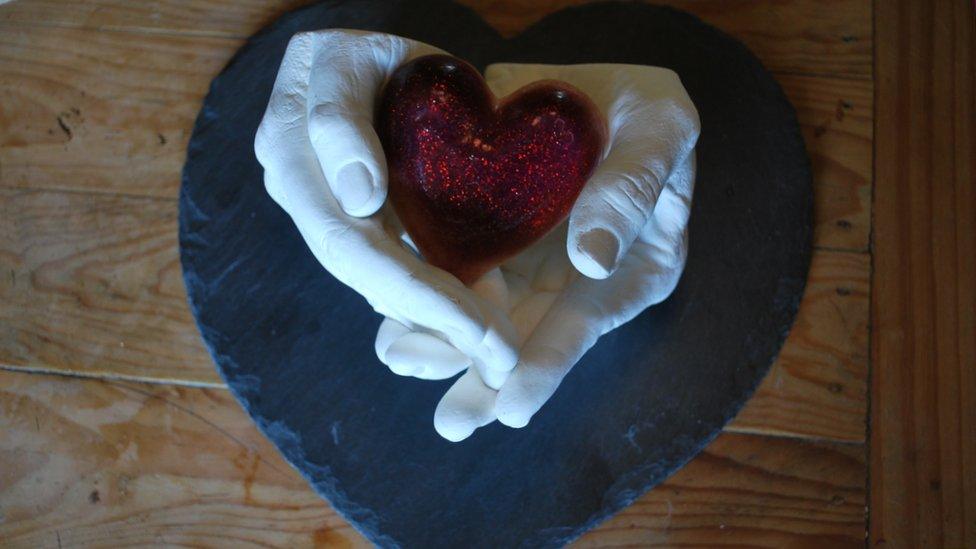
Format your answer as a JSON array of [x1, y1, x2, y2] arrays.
[[0, 369, 866, 548], [0, 0, 872, 79], [0, 25, 234, 198], [780, 74, 872, 253], [0, 24, 871, 250], [729, 250, 868, 443], [0, 0, 874, 444], [870, 1, 975, 547], [0, 0, 878, 543], [0, 188, 215, 385], [0, 369, 364, 548], [0, 184, 869, 442]]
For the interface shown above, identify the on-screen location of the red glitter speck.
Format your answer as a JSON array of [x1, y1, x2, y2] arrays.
[[376, 55, 606, 285]]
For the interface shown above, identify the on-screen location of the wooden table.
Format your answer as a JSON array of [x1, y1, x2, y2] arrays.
[[0, 1, 970, 547]]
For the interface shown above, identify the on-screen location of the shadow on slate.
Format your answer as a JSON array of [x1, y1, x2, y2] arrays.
[[179, 1, 812, 547]]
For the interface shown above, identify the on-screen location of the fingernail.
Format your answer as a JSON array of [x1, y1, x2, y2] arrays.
[[577, 228, 619, 279], [334, 161, 374, 213]]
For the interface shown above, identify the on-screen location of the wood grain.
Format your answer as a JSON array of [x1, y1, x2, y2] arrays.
[[0, 24, 870, 250], [0, 184, 869, 442], [0, 0, 871, 79], [0, 0, 878, 543], [0, 188, 216, 385], [780, 74, 872, 252], [0, 0, 882, 546], [729, 250, 868, 443], [460, 0, 872, 79], [0, 0, 309, 37], [871, 1, 976, 547], [575, 434, 866, 548], [0, 369, 365, 548], [0, 25, 234, 198], [0, 369, 865, 548]]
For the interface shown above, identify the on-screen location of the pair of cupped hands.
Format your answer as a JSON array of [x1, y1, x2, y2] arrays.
[[255, 30, 700, 441]]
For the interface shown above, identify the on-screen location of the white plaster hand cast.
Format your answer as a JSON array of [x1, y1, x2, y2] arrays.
[[255, 30, 700, 442], [255, 30, 521, 386]]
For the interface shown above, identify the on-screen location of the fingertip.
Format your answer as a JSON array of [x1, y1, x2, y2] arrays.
[[569, 227, 620, 279], [333, 161, 382, 217], [383, 336, 424, 376], [385, 332, 471, 379], [495, 400, 532, 429], [308, 105, 388, 218], [387, 359, 423, 377], [497, 411, 531, 429], [434, 418, 475, 442], [494, 378, 537, 429], [375, 318, 409, 363], [433, 369, 496, 442]]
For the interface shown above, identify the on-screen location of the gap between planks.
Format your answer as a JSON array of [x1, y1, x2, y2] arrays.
[[0, 362, 226, 390]]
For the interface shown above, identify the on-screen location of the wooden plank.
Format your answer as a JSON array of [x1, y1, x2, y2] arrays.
[[871, 1, 976, 548], [0, 25, 235, 199], [729, 250, 868, 443], [576, 434, 866, 547], [0, 187, 869, 442], [0, 0, 307, 37], [780, 74, 872, 252], [0, 0, 871, 79], [0, 188, 217, 385], [0, 25, 869, 250], [461, 0, 872, 79], [0, 369, 366, 548], [0, 369, 865, 547]]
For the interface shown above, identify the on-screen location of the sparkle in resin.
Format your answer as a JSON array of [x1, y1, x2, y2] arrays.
[[376, 55, 606, 285]]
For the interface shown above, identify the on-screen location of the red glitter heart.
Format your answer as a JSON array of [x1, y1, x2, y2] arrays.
[[376, 55, 606, 285]]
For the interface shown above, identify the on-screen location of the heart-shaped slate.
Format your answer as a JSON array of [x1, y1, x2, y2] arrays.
[[179, 1, 812, 547], [377, 54, 605, 284]]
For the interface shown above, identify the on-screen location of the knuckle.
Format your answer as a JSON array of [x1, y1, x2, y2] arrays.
[[597, 166, 659, 225], [367, 33, 410, 69], [287, 31, 317, 55], [318, 222, 355, 261], [619, 164, 660, 203], [270, 92, 305, 124], [307, 101, 345, 138], [308, 103, 372, 148]]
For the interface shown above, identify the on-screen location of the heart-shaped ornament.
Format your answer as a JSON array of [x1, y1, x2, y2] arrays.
[[376, 55, 606, 285]]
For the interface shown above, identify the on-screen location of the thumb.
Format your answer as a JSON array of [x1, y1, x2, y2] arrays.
[[308, 103, 387, 217], [569, 73, 700, 279], [306, 34, 390, 218], [568, 156, 662, 280]]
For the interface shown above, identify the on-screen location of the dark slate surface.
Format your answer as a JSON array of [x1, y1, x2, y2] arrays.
[[178, 1, 813, 547]]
